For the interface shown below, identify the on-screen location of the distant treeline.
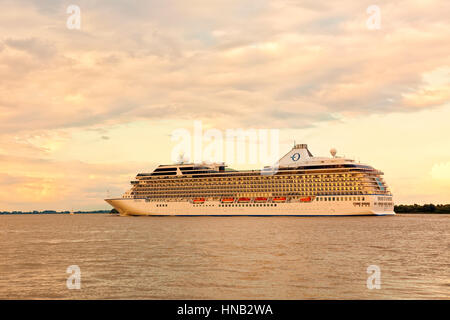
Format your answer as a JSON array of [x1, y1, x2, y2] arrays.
[[394, 204, 450, 213], [0, 210, 111, 215], [1, 206, 449, 215]]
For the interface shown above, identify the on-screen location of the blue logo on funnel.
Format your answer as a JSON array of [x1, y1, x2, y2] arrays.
[[291, 153, 301, 161]]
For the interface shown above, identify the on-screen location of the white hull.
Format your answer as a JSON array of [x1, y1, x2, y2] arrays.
[[106, 196, 395, 216]]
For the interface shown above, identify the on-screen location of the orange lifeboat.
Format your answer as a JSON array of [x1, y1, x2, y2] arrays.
[[193, 198, 205, 203], [300, 196, 312, 202], [254, 197, 268, 202], [221, 197, 234, 203], [273, 197, 286, 202], [238, 197, 251, 203]]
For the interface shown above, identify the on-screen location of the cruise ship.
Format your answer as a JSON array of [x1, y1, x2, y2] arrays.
[[105, 144, 394, 216]]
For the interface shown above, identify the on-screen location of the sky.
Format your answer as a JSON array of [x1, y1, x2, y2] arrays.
[[0, 0, 449, 211]]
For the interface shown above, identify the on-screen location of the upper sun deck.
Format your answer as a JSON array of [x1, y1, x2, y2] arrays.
[[134, 144, 380, 180], [136, 163, 226, 178]]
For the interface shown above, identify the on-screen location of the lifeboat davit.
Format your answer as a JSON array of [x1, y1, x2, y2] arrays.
[[238, 197, 251, 203], [273, 197, 286, 202], [300, 196, 312, 202], [193, 198, 205, 203], [221, 197, 234, 203], [254, 197, 268, 202]]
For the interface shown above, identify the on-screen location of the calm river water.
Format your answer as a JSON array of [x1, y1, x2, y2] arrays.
[[0, 214, 448, 299]]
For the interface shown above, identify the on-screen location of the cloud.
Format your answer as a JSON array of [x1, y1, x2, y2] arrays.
[[0, 0, 449, 209], [4, 37, 56, 59], [0, 153, 157, 211], [0, 0, 448, 133]]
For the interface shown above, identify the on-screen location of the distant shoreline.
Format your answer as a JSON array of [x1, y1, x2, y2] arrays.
[[0, 210, 111, 215], [395, 212, 449, 214], [394, 204, 450, 214], [1, 212, 448, 215], [1, 208, 449, 215]]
